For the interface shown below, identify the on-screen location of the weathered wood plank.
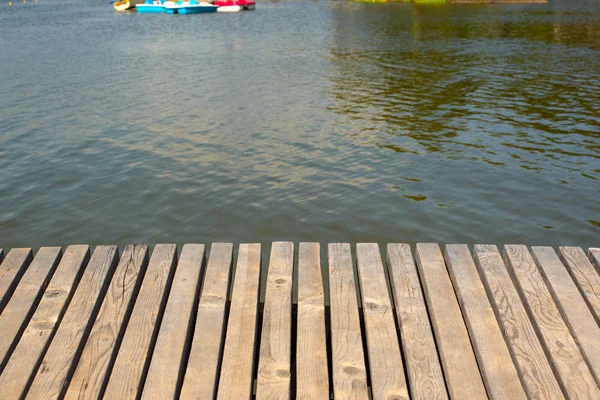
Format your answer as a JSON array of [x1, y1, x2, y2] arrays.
[[142, 244, 205, 400], [415, 243, 487, 400], [386, 244, 447, 400], [256, 242, 293, 399], [589, 248, 600, 272], [0, 247, 62, 371], [64, 244, 149, 400], [26, 245, 119, 400], [327, 243, 369, 400], [0, 245, 89, 399], [474, 245, 564, 400], [180, 243, 234, 400], [558, 246, 600, 326], [0, 248, 33, 313], [217, 243, 261, 400], [356, 243, 409, 400], [103, 244, 177, 399], [505, 245, 600, 399], [531, 246, 600, 384], [445, 244, 527, 399], [296, 242, 329, 400]]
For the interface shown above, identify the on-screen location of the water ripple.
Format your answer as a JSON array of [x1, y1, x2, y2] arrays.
[[0, 0, 598, 248]]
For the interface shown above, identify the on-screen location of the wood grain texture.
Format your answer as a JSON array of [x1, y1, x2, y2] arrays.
[[0, 247, 62, 371], [474, 245, 564, 400], [0, 248, 33, 313], [386, 244, 447, 400], [558, 246, 600, 326], [590, 248, 600, 272], [327, 243, 369, 400], [504, 245, 600, 400], [142, 244, 205, 400], [217, 243, 261, 400], [356, 243, 409, 400], [531, 246, 600, 384], [256, 242, 293, 400], [103, 244, 177, 400], [26, 245, 119, 400], [415, 243, 487, 400], [180, 243, 234, 400], [296, 242, 329, 400], [445, 244, 527, 399], [0, 245, 89, 400], [64, 244, 149, 400]]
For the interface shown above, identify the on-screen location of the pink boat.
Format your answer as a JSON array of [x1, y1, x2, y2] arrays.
[[214, 0, 255, 12]]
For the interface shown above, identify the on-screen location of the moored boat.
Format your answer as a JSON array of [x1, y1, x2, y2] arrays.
[[214, 0, 255, 12], [164, 0, 218, 14], [113, 0, 144, 11], [136, 0, 168, 12]]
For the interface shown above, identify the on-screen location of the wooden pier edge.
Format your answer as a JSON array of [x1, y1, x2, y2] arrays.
[[0, 242, 597, 399]]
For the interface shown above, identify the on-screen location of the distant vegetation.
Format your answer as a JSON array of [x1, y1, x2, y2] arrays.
[[352, 0, 547, 3]]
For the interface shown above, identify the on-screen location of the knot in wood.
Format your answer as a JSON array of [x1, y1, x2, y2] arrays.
[[342, 365, 361, 375], [46, 289, 63, 298], [276, 369, 290, 378]]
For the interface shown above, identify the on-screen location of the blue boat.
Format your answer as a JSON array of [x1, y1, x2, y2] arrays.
[[135, 0, 167, 12], [164, 0, 218, 14]]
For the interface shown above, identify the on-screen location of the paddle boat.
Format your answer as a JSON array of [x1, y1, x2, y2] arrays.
[[214, 0, 255, 12], [113, 0, 144, 11], [164, 0, 218, 14], [136, 0, 169, 12]]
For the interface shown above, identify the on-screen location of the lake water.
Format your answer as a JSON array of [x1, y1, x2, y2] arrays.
[[0, 0, 598, 250]]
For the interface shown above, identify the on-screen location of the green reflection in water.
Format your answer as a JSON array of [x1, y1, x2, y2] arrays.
[[353, 0, 448, 4]]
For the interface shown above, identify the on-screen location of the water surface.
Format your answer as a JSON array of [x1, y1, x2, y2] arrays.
[[0, 0, 599, 250]]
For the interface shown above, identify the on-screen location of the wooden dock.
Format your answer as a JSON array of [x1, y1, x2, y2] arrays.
[[0, 242, 598, 399]]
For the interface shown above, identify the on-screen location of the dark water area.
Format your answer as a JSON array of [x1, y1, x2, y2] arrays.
[[0, 0, 599, 250]]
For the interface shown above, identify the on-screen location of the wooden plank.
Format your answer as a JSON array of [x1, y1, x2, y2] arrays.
[[504, 245, 600, 399], [103, 244, 177, 399], [531, 246, 600, 384], [64, 244, 149, 400], [386, 244, 447, 400], [356, 243, 409, 400], [558, 246, 600, 325], [217, 243, 261, 400], [445, 244, 527, 399], [26, 245, 119, 400], [296, 242, 329, 400], [180, 243, 234, 400], [0, 245, 89, 399], [0, 248, 33, 313], [474, 245, 564, 400], [415, 243, 487, 399], [256, 242, 293, 399], [0, 247, 62, 371], [142, 244, 206, 400], [590, 248, 600, 272], [327, 243, 369, 400]]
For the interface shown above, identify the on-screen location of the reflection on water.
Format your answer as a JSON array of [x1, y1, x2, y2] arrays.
[[328, 3, 599, 170], [0, 0, 598, 249]]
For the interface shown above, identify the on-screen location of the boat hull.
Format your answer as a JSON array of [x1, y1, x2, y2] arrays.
[[114, 0, 144, 11], [164, 2, 217, 13], [135, 4, 167, 12], [215, 0, 254, 12], [216, 5, 240, 11], [177, 5, 218, 13]]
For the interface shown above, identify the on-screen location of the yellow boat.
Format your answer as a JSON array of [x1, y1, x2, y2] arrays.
[[113, 0, 144, 11]]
